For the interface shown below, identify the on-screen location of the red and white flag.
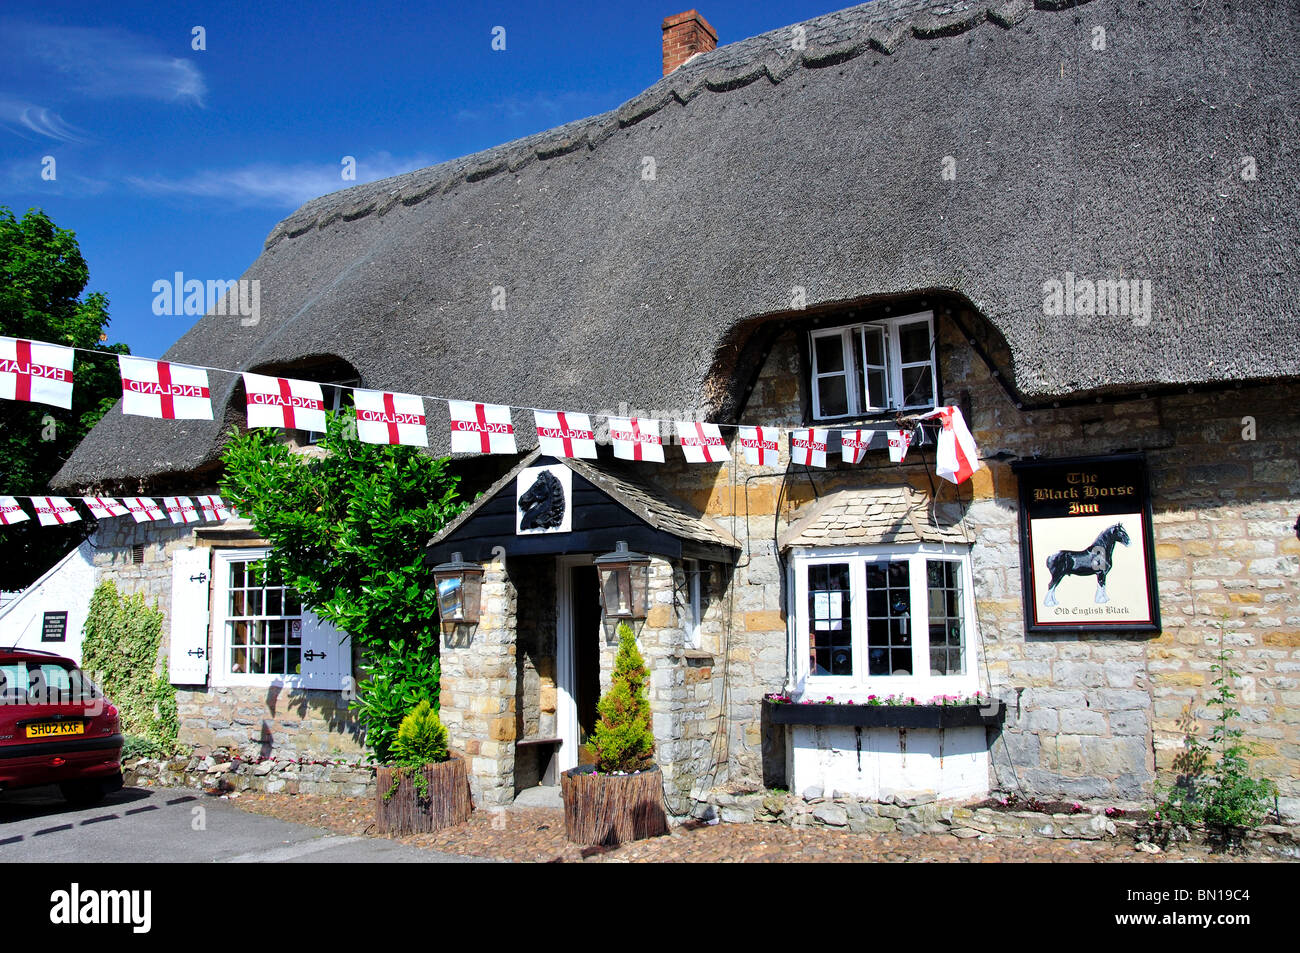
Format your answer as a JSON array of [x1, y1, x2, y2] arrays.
[[82, 497, 129, 519], [534, 411, 597, 459], [790, 428, 829, 468], [32, 496, 80, 526], [675, 421, 730, 464], [0, 496, 29, 526], [738, 426, 780, 467], [449, 400, 516, 455], [162, 497, 200, 524], [607, 417, 664, 463], [123, 497, 165, 523], [841, 429, 875, 465], [0, 337, 74, 409], [118, 356, 213, 420], [919, 406, 981, 484], [242, 373, 327, 431], [354, 388, 428, 447], [196, 496, 232, 521], [886, 429, 913, 463]]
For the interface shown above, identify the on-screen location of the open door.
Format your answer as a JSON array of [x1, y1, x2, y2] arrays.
[[556, 556, 601, 771]]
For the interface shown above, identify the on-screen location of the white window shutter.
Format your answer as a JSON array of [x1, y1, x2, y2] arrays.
[[169, 547, 211, 685], [299, 611, 350, 690]]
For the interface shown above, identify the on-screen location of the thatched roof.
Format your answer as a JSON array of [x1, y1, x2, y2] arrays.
[[56, 0, 1300, 490]]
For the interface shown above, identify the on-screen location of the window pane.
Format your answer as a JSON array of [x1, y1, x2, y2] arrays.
[[816, 375, 849, 417], [814, 334, 846, 373], [900, 364, 933, 407], [266, 588, 282, 617], [927, 559, 965, 676], [865, 560, 910, 677], [867, 370, 888, 409], [864, 326, 885, 366], [229, 589, 245, 616], [808, 562, 852, 677], [229, 562, 245, 588], [899, 321, 932, 364]]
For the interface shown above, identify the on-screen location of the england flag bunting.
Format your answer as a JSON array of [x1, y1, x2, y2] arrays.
[[449, 400, 516, 455], [32, 496, 80, 526], [675, 421, 730, 463], [0, 496, 28, 525], [918, 406, 981, 485], [607, 417, 664, 463], [791, 428, 829, 468], [118, 356, 213, 420], [534, 411, 597, 459], [197, 496, 232, 521], [242, 373, 327, 431], [886, 429, 913, 463], [162, 497, 200, 524], [123, 497, 165, 523], [82, 497, 129, 519], [354, 388, 428, 447], [841, 429, 875, 465], [738, 426, 780, 467], [0, 337, 75, 409]]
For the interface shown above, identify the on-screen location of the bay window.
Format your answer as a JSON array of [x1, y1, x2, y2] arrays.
[[792, 543, 976, 697], [808, 311, 937, 419]]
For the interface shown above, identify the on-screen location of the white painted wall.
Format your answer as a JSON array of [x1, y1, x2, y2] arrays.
[[0, 541, 97, 662], [787, 724, 990, 800]]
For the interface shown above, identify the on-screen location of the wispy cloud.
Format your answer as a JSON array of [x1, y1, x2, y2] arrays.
[[0, 97, 89, 142], [127, 152, 441, 208], [4, 21, 207, 105], [0, 157, 108, 196], [454, 89, 616, 124]]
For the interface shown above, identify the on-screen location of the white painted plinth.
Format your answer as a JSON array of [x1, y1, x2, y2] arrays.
[[787, 724, 989, 800]]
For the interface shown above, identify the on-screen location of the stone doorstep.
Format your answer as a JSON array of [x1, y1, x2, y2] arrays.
[[698, 791, 1300, 850]]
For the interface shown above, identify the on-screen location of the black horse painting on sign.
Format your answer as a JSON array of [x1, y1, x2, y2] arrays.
[[519, 469, 566, 531], [1043, 523, 1131, 607]]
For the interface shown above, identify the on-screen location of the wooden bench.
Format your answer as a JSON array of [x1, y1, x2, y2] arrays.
[[515, 737, 563, 786]]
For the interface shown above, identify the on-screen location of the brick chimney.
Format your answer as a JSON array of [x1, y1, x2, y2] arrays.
[[662, 10, 717, 76]]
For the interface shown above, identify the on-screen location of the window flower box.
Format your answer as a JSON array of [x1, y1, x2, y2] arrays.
[[763, 696, 1004, 729]]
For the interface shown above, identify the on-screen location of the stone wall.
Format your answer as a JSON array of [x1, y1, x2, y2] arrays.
[[643, 306, 1298, 813], [91, 518, 366, 761]]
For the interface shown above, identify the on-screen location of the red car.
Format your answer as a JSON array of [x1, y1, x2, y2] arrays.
[[0, 647, 124, 805]]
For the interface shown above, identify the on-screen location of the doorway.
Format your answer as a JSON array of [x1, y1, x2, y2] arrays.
[[556, 556, 601, 771]]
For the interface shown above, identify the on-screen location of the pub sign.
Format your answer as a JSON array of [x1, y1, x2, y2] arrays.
[[1013, 453, 1160, 634]]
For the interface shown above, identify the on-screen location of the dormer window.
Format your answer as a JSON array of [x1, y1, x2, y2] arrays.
[[808, 310, 937, 419]]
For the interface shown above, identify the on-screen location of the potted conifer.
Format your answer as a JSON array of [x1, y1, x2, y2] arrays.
[[375, 700, 472, 834], [560, 622, 669, 845]]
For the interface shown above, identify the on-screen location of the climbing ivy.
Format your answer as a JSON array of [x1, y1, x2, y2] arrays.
[[80, 580, 179, 755]]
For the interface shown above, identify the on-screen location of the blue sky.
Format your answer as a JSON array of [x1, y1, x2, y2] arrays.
[[1, 0, 842, 358]]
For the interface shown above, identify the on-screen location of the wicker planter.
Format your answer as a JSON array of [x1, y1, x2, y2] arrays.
[[375, 757, 472, 834], [561, 764, 669, 846], [764, 699, 1005, 729]]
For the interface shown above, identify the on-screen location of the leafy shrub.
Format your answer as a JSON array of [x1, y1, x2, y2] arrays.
[[585, 623, 656, 774], [384, 699, 450, 801], [1157, 623, 1277, 847], [80, 580, 178, 756], [220, 410, 463, 760]]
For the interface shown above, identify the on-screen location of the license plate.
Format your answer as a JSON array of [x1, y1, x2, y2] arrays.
[[25, 721, 84, 739]]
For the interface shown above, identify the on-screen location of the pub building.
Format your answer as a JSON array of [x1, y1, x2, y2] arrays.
[[33, 0, 1298, 820]]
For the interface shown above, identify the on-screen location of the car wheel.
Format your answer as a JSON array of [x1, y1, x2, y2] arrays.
[[59, 780, 106, 807]]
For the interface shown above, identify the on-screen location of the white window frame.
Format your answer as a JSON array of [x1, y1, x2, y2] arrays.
[[790, 542, 978, 700], [683, 559, 703, 649], [808, 310, 938, 419], [211, 548, 346, 689]]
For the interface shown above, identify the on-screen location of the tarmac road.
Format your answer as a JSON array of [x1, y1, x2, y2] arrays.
[[0, 785, 490, 863]]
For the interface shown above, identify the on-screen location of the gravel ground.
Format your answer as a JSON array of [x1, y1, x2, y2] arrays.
[[227, 793, 1277, 863]]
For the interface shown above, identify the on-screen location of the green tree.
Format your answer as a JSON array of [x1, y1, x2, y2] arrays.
[[219, 410, 464, 760], [0, 207, 127, 587], [586, 622, 656, 774]]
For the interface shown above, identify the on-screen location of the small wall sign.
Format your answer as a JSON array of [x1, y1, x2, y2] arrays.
[[1012, 453, 1160, 633], [516, 464, 572, 535], [41, 610, 68, 642]]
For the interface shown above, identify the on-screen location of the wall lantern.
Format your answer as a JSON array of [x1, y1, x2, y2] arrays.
[[594, 541, 651, 620], [432, 552, 485, 627]]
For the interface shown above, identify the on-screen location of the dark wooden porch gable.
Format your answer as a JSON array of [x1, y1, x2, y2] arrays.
[[426, 456, 735, 565]]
